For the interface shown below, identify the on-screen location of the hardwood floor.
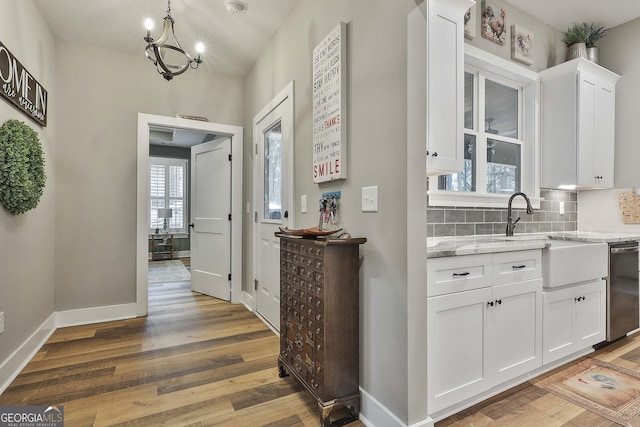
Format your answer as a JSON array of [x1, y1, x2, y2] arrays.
[[436, 332, 640, 426], [8, 266, 640, 426], [0, 279, 365, 427]]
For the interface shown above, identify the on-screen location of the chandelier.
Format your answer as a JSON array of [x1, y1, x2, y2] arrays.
[[144, 0, 204, 81]]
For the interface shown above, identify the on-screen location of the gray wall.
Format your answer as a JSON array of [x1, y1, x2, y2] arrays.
[[0, 0, 57, 367], [465, 0, 566, 70], [243, 0, 411, 421], [597, 18, 640, 188], [53, 40, 244, 311]]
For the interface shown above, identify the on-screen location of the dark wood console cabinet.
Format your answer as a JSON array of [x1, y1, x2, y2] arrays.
[[278, 236, 366, 427]]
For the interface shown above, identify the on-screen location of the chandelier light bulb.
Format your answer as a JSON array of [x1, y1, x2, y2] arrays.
[[195, 42, 205, 54], [144, 18, 154, 31]]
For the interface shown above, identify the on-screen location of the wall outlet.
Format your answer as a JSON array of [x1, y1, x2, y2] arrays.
[[559, 201, 565, 215], [301, 195, 307, 213], [0, 311, 4, 334]]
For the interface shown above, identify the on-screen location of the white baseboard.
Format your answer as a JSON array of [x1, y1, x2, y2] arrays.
[[408, 417, 434, 427], [0, 313, 57, 394], [56, 303, 139, 328], [242, 290, 255, 311], [360, 387, 433, 427]]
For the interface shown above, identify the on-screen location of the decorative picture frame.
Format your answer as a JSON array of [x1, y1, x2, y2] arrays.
[[464, 5, 476, 40], [312, 22, 348, 183], [511, 24, 534, 65], [481, 1, 507, 46]]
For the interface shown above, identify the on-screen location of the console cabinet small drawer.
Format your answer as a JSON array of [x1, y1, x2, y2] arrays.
[[427, 254, 492, 297], [492, 250, 542, 285]]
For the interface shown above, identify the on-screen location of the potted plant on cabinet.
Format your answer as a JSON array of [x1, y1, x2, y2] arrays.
[[562, 22, 589, 61], [585, 23, 607, 64]]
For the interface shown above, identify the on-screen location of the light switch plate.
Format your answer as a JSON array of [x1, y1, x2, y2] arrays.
[[0, 311, 4, 334], [301, 195, 307, 213], [362, 186, 378, 212]]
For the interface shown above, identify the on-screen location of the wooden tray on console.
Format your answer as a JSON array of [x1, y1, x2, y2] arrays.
[[277, 226, 343, 238]]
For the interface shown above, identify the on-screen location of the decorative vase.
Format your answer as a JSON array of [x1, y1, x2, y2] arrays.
[[587, 46, 600, 64], [566, 42, 587, 61]]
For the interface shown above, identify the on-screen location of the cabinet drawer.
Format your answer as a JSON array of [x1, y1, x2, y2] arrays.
[[427, 254, 492, 297], [492, 250, 542, 285]]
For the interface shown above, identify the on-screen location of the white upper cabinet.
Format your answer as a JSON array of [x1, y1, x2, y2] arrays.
[[426, 0, 474, 175], [539, 58, 620, 189]]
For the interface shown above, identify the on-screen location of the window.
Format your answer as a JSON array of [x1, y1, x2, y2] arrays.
[[263, 121, 282, 221], [438, 68, 523, 194], [429, 46, 538, 209], [149, 157, 188, 234]]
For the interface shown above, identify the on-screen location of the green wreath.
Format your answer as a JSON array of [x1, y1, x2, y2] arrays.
[[0, 119, 46, 215]]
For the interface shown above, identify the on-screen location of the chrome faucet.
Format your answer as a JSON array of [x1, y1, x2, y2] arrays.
[[506, 192, 534, 236]]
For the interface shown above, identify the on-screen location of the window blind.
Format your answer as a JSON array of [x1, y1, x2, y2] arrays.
[[149, 157, 188, 233]]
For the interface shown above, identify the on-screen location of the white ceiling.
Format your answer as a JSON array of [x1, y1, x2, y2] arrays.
[[33, 0, 299, 77], [504, 0, 640, 32], [33, 0, 640, 81]]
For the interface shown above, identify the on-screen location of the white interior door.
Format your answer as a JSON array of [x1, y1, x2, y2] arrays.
[[190, 137, 232, 301], [253, 82, 294, 330]]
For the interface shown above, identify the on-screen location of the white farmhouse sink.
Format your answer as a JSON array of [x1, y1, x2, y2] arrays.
[[543, 241, 608, 288], [497, 235, 549, 241]]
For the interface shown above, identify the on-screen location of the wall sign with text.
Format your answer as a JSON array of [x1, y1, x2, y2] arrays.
[[312, 22, 347, 183], [0, 41, 48, 127]]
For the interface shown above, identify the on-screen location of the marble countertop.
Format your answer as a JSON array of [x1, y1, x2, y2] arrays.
[[427, 231, 640, 258], [427, 234, 550, 258], [548, 231, 640, 243]]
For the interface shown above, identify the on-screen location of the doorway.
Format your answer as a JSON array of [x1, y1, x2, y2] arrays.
[[252, 82, 294, 330], [136, 113, 243, 317]]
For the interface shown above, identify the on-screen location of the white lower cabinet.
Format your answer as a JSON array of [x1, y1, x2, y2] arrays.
[[427, 277, 542, 414], [542, 279, 606, 365]]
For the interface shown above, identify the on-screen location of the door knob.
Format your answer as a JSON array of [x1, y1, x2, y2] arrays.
[[189, 223, 194, 228], [284, 210, 289, 219]]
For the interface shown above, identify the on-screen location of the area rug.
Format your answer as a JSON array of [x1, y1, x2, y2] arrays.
[[534, 358, 640, 426], [148, 260, 191, 283]]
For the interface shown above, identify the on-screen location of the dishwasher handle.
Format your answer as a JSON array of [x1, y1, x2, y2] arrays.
[[610, 246, 639, 254]]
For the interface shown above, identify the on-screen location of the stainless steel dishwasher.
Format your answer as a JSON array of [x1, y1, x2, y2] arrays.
[[608, 241, 640, 341]]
